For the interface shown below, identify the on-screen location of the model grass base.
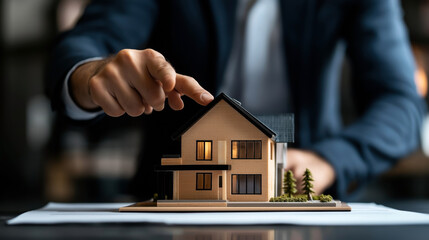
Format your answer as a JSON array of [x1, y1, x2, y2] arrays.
[[119, 200, 351, 212], [270, 194, 333, 202]]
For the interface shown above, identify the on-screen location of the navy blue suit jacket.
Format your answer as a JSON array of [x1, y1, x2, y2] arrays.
[[48, 0, 426, 200]]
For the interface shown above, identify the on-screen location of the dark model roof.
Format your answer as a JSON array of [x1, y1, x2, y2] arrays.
[[172, 93, 294, 143], [256, 114, 294, 143]]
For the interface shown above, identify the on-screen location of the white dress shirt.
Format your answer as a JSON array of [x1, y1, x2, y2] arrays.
[[218, 0, 290, 115]]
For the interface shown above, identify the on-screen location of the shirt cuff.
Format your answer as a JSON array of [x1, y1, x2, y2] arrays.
[[62, 57, 104, 120]]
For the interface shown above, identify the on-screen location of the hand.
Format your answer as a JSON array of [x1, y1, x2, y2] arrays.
[[286, 149, 335, 195], [70, 48, 214, 117]]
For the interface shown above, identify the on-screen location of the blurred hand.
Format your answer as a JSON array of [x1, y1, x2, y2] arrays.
[[286, 149, 335, 195], [70, 48, 214, 117]]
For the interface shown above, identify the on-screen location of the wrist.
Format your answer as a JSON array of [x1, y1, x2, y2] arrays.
[[70, 59, 106, 110]]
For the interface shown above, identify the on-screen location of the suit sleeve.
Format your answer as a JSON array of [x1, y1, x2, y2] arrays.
[[47, 0, 159, 114], [310, 0, 426, 199]]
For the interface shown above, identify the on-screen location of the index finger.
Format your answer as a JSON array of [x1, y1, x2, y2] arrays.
[[174, 74, 214, 106]]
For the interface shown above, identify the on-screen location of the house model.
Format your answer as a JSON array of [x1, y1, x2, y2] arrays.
[[157, 93, 294, 202], [120, 93, 351, 211]]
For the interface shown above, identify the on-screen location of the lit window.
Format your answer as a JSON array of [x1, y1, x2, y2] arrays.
[[197, 141, 212, 160], [232, 141, 238, 158], [231, 140, 262, 159], [196, 173, 212, 190]]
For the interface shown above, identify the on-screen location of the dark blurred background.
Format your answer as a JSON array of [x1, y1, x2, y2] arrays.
[[0, 0, 429, 212]]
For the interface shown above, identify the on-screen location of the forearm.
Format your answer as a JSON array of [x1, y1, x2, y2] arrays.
[[310, 93, 425, 199], [310, 0, 426, 200]]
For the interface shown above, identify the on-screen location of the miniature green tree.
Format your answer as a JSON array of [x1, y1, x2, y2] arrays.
[[302, 168, 314, 201], [283, 170, 297, 197]]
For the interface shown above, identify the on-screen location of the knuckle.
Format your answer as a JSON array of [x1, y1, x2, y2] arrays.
[[116, 49, 135, 62], [142, 48, 163, 59], [101, 63, 117, 77], [88, 76, 102, 97]]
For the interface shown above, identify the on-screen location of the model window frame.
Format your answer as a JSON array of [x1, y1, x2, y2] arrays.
[[231, 140, 262, 159], [196, 172, 212, 190], [231, 174, 262, 195], [196, 140, 213, 161]]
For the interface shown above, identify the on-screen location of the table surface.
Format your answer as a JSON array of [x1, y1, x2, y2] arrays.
[[2, 200, 429, 240]]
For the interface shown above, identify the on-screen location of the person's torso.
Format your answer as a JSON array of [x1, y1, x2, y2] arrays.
[[147, 0, 353, 146]]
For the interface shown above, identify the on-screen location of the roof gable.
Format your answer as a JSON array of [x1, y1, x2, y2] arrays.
[[172, 93, 278, 140]]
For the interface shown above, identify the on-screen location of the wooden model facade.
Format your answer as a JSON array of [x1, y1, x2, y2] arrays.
[[158, 93, 294, 202]]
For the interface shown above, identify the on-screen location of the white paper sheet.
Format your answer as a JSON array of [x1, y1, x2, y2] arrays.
[[7, 202, 429, 225]]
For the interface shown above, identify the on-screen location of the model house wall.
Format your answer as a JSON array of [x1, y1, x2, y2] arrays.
[[180, 99, 276, 201], [162, 98, 277, 202], [160, 93, 294, 202]]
